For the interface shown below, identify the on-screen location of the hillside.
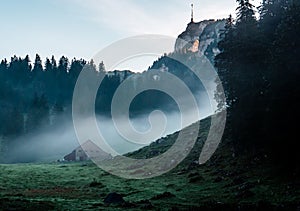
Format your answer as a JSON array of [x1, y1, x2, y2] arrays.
[[0, 116, 299, 210]]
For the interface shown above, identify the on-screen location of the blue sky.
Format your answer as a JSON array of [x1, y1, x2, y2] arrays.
[[0, 0, 261, 63]]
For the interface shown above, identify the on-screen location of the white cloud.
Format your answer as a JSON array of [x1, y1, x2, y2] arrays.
[[68, 0, 188, 36], [68, 0, 262, 36]]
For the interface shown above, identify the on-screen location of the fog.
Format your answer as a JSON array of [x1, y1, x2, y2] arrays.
[[5, 91, 214, 163]]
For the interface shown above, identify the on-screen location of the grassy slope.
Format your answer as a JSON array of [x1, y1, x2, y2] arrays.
[[0, 117, 299, 210]]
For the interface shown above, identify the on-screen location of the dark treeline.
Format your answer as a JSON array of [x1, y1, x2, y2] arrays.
[[0, 55, 134, 138], [0, 53, 200, 141], [215, 0, 300, 171]]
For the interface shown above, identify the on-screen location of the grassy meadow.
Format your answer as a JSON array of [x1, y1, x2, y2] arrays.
[[0, 119, 299, 210]]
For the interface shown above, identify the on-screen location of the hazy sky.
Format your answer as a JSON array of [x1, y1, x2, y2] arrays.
[[0, 0, 261, 63]]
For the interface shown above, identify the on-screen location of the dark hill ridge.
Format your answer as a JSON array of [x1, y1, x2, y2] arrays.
[[125, 116, 211, 162], [122, 115, 300, 209]]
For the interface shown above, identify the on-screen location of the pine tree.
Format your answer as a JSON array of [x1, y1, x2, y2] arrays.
[[51, 55, 57, 70], [58, 56, 69, 73], [215, 15, 236, 108], [99, 61, 106, 72], [45, 58, 52, 72], [235, 0, 259, 64], [33, 54, 43, 72], [259, 0, 287, 39], [0, 59, 8, 71]]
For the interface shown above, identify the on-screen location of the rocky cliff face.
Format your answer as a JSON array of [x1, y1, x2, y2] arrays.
[[175, 19, 226, 62]]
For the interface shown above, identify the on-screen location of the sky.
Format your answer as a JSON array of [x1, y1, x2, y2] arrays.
[[0, 0, 261, 70]]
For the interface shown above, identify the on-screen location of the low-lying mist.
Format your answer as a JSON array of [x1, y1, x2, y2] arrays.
[[4, 91, 214, 163]]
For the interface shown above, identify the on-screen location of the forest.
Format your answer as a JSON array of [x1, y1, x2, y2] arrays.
[[0, 51, 201, 145], [0, 0, 299, 172], [214, 0, 300, 172], [0, 55, 117, 137], [0, 0, 299, 209]]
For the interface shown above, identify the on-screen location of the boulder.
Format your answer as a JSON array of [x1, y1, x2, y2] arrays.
[[103, 192, 125, 204]]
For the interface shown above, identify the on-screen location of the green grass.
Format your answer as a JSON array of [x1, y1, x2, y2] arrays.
[[0, 153, 299, 210], [0, 118, 299, 210]]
